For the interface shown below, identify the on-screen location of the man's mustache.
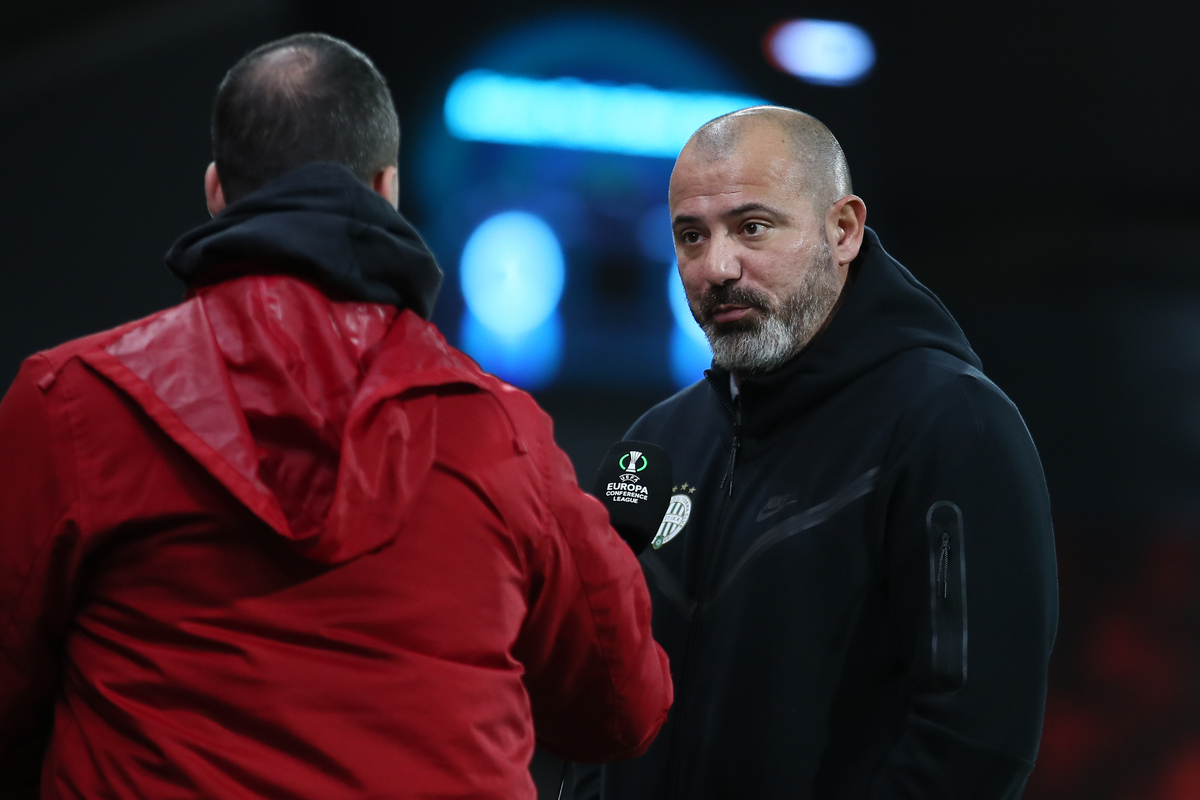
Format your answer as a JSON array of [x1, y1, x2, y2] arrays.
[[698, 285, 772, 322]]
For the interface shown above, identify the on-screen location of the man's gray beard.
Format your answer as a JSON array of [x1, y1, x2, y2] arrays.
[[697, 242, 842, 376]]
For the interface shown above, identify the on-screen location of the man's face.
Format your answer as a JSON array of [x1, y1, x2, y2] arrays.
[[669, 125, 845, 376]]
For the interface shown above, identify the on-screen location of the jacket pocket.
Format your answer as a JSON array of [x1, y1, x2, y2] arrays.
[[927, 501, 967, 693]]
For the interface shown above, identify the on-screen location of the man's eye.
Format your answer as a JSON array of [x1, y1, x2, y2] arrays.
[[744, 222, 765, 236], [679, 231, 701, 245]]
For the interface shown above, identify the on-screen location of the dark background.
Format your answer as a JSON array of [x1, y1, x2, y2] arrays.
[[3, 1, 1200, 797]]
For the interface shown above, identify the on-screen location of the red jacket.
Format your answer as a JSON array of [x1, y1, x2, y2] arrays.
[[0, 275, 672, 799]]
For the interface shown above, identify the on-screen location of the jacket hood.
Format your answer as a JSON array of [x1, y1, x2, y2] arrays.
[[80, 280, 495, 565], [711, 227, 980, 437], [165, 162, 443, 318]]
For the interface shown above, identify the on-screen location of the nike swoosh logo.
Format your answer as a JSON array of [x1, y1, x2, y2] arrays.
[[756, 500, 796, 522], [710, 468, 880, 609]]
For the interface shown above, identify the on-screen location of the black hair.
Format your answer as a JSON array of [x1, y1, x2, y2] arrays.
[[211, 32, 400, 202]]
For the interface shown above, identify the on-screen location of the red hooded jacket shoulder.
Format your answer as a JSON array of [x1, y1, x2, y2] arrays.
[[0, 274, 671, 800]]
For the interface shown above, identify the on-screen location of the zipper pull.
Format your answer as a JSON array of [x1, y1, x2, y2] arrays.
[[938, 530, 950, 598], [719, 407, 742, 497], [725, 436, 740, 497]]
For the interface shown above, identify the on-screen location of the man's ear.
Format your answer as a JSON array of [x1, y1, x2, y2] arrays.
[[372, 165, 399, 209], [827, 195, 867, 267], [205, 162, 227, 217]]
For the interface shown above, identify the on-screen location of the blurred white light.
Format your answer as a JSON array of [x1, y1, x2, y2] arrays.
[[445, 69, 768, 158], [666, 264, 711, 387], [460, 211, 565, 338], [766, 19, 875, 86], [461, 311, 563, 390]]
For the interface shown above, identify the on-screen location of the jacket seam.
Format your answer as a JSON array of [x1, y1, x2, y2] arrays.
[[0, 356, 85, 660], [534, 431, 625, 747], [478, 391, 532, 588]]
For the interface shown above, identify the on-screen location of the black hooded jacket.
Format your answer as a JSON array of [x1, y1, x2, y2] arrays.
[[582, 229, 1058, 799], [165, 161, 442, 315]]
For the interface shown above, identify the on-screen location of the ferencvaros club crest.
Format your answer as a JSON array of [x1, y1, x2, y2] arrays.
[[652, 483, 695, 549]]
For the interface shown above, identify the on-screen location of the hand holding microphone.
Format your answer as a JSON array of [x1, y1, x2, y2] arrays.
[[592, 441, 672, 555]]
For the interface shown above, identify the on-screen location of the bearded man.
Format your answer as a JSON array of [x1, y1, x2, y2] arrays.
[[577, 106, 1058, 799]]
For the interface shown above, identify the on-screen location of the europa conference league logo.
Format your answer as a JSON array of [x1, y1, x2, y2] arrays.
[[606, 450, 650, 503], [618, 449, 648, 479], [652, 483, 695, 550]]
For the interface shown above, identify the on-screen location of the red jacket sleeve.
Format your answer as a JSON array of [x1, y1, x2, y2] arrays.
[[0, 357, 84, 797], [510, 404, 672, 763]]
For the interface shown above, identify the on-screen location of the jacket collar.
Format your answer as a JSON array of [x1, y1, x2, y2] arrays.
[[164, 162, 443, 318], [706, 228, 980, 439]]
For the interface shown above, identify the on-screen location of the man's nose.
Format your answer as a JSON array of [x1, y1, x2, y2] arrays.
[[703, 235, 741, 285]]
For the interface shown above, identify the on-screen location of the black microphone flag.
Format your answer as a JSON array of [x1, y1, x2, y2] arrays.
[[592, 441, 672, 555]]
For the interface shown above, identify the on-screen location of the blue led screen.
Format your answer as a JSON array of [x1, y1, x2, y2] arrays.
[[416, 13, 770, 392]]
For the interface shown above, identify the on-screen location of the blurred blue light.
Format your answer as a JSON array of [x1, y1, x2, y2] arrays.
[[638, 203, 676, 263], [766, 19, 875, 86], [670, 326, 712, 389], [461, 311, 563, 390], [666, 264, 711, 388], [460, 211, 565, 337], [667, 263, 708, 346], [445, 69, 768, 158]]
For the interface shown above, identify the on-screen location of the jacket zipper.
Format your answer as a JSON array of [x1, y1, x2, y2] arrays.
[[927, 502, 967, 693], [718, 424, 741, 497], [663, 377, 742, 798], [937, 531, 950, 598]]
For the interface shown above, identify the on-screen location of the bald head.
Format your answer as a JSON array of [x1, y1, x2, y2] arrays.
[[681, 106, 852, 213]]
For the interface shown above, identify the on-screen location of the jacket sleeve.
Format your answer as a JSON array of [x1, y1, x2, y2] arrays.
[[509, 403, 673, 764], [871, 373, 1058, 799], [0, 357, 83, 797]]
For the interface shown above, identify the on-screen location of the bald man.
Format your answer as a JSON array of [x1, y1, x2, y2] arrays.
[[577, 107, 1058, 799]]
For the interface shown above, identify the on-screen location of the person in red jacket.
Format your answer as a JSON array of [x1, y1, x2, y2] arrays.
[[0, 32, 671, 799]]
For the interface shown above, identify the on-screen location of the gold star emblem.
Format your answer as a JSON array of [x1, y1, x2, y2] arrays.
[[681, 482, 689, 490], [689, 486, 696, 494]]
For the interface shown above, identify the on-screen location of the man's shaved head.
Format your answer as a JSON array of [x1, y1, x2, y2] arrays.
[[212, 33, 400, 203], [682, 106, 852, 212]]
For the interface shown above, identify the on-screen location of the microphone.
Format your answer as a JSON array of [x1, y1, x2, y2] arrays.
[[592, 441, 673, 555]]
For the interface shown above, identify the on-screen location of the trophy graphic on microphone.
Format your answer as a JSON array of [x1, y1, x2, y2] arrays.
[[619, 449, 647, 482]]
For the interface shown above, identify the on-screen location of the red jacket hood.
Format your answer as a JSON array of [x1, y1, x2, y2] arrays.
[[76, 275, 506, 564]]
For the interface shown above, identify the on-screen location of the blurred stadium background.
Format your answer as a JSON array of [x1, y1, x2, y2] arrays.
[[2, 1, 1199, 797]]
